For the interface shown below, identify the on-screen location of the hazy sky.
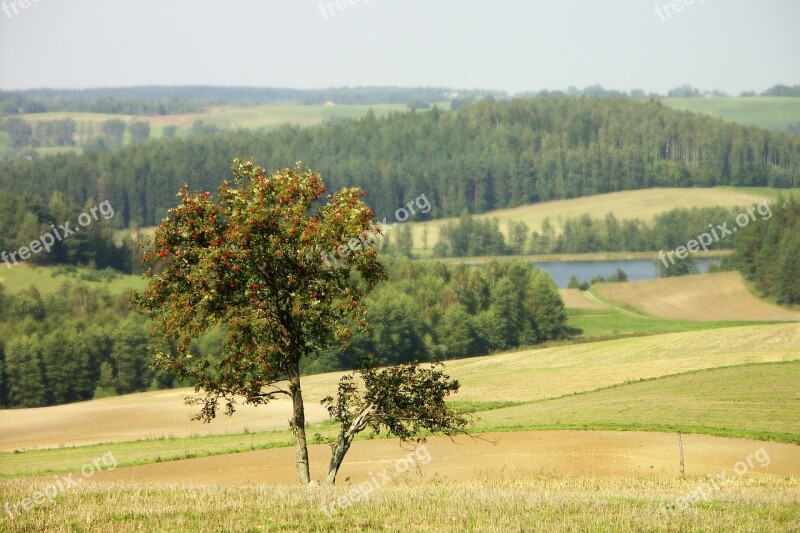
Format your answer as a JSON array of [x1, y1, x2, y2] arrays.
[[0, 0, 798, 94]]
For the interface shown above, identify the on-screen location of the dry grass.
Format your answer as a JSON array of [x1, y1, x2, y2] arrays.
[[596, 272, 800, 321], [0, 476, 797, 532]]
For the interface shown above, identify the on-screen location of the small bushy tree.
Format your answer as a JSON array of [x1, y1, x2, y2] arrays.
[[320, 358, 469, 486]]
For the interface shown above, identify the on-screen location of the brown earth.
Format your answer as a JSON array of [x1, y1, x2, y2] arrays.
[[597, 272, 800, 321], [87, 431, 800, 486]]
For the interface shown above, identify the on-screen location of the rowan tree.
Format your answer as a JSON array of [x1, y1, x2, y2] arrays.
[[131, 159, 388, 484]]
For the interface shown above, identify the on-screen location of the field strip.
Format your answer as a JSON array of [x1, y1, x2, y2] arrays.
[[476, 361, 800, 442], [582, 290, 652, 319], [597, 272, 800, 322], [80, 430, 800, 486]]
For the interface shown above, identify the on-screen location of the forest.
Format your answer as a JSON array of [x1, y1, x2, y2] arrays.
[[1, 98, 797, 231], [0, 259, 565, 408], [723, 195, 800, 304]]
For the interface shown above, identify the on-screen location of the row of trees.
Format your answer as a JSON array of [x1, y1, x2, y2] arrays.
[[544, 206, 746, 254], [431, 206, 753, 257], [0, 92, 202, 117], [1, 117, 153, 151], [1, 98, 797, 229], [7, 84, 794, 114], [4, 86, 498, 110], [724, 196, 800, 304]]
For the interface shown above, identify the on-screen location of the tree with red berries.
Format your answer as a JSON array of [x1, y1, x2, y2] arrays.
[[133, 159, 471, 486], [132, 159, 388, 484]]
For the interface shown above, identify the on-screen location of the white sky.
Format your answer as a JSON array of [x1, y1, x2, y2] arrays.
[[0, 0, 798, 94]]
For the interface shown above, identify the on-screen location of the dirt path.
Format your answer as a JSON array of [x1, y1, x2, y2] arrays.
[[583, 290, 652, 319], [87, 431, 800, 486]]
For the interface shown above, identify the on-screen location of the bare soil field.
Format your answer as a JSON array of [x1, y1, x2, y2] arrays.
[[597, 272, 800, 321], [86, 430, 800, 486]]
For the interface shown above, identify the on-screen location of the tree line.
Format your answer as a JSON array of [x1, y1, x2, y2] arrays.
[[0, 257, 566, 408], [431, 205, 757, 257], [0, 117, 155, 152], [1, 98, 798, 231], [4, 86, 498, 110], [0, 92, 203, 117], [304, 258, 566, 375], [0, 277, 168, 408], [723, 195, 800, 304]]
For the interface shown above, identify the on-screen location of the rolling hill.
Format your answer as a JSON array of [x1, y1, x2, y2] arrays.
[[595, 272, 800, 321], [662, 97, 800, 132], [4, 319, 798, 452], [408, 187, 781, 251]]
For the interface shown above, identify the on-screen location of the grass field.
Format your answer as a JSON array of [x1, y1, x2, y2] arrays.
[[406, 187, 782, 252], [477, 361, 800, 442], [563, 307, 767, 341], [1, 475, 796, 532], [188, 104, 406, 131], [3, 319, 798, 453], [662, 97, 800, 132]]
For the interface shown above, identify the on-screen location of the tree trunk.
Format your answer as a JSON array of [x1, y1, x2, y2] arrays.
[[324, 436, 352, 487], [324, 403, 375, 487], [288, 364, 310, 485]]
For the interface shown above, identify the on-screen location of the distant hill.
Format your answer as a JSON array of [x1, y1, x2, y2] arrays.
[[662, 96, 800, 133], [1, 98, 799, 229]]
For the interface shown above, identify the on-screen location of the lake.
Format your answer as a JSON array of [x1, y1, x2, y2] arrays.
[[534, 258, 718, 288]]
